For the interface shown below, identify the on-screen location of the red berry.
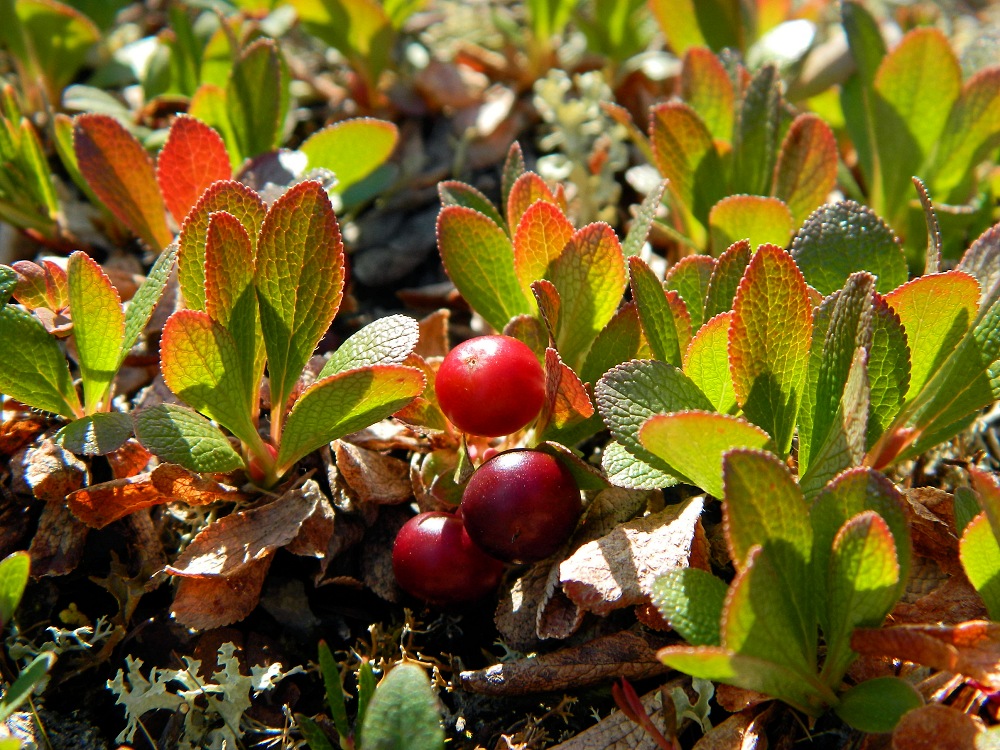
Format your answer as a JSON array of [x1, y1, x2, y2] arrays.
[[392, 512, 504, 604], [435, 335, 545, 437], [460, 450, 581, 563]]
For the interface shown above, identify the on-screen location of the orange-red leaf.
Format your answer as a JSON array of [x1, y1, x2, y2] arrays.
[[772, 114, 838, 226], [156, 115, 232, 226], [513, 200, 574, 298], [506, 172, 563, 232]]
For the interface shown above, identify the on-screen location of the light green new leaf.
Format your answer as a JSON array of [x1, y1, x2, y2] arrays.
[[841, 0, 885, 88], [835, 677, 923, 734], [301, 118, 398, 196], [0, 265, 15, 305], [55, 412, 133, 456], [256, 181, 345, 425], [438, 205, 532, 333], [317, 641, 352, 745], [0, 306, 81, 418], [360, 663, 444, 750], [708, 195, 794, 256], [290, 0, 393, 84], [0, 652, 55, 724], [67, 252, 124, 413], [640, 412, 771, 499], [665, 255, 714, 331], [630, 255, 692, 367], [960, 513, 1000, 619], [276, 365, 425, 474], [651, 568, 727, 647], [647, 0, 741, 56], [683, 311, 737, 414], [0, 551, 29, 628], [227, 38, 286, 160], [320, 315, 419, 378], [121, 242, 179, 368], [133, 403, 245, 473]]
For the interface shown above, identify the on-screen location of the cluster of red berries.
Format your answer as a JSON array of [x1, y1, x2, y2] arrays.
[[392, 336, 582, 604]]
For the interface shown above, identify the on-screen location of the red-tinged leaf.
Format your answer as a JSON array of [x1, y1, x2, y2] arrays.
[[73, 114, 172, 251], [772, 114, 838, 226], [11, 260, 68, 311], [513, 200, 574, 299], [729, 244, 813, 455], [640, 412, 772, 498], [630, 255, 692, 368], [709, 194, 794, 255], [867, 295, 911, 449], [665, 254, 715, 331], [968, 466, 1000, 543], [438, 205, 533, 333], [300, 117, 398, 195], [548, 222, 628, 370], [506, 172, 562, 232], [67, 252, 124, 413], [160, 309, 259, 447], [683, 311, 737, 413], [704, 239, 751, 320], [501, 142, 525, 212], [177, 180, 266, 311], [680, 47, 735, 143], [884, 271, 980, 401], [156, 115, 232, 226], [650, 102, 722, 225], [537, 348, 595, 443], [256, 181, 345, 424], [532, 278, 561, 343]]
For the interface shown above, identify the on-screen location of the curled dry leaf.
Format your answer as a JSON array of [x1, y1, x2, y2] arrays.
[[549, 683, 680, 750], [561, 498, 705, 615], [150, 463, 247, 505], [171, 555, 273, 630], [459, 630, 670, 696], [105, 439, 152, 479], [851, 620, 1000, 690], [0, 414, 48, 456], [415, 309, 451, 359], [360, 505, 410, 603], [12, 438, 87, 502], [495, 561, 553, 651], [284, 491, 336, 559], [890, 704, 984, 750], [28, 501, 89, 577], [334, 440, 412, 504]]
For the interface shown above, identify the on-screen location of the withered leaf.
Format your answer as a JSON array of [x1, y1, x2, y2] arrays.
[[360, 505, 409, 603], [167, 480, 322, 578], [852, 620, 1000, 690], [496, 562, 553, 650], [691, 706, 774, 750], [285, 491, 336, 559], [561, 498, 705, 615], [67, 473, 158, 529], [106, 439, 152, 479], [890, 704, 984, 750], [537, 561, 584, 641], [459, 630, 670, 696], [891, 562, 986, 625], [28, 500, 89, 576], [549, 682, 681, 750], [415, 309, 450, 359], [0, 415, 48, 456], [13, 439, 87, 502], [150, 463, 247, 505], [171, 555, 273, 630], [334, 441, 412, 504]]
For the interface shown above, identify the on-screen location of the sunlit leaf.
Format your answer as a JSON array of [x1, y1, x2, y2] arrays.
[[156, 115, 232, 226], [650, 102, 723, 226], [651, 568, 727, 647], [665, 255, 714, 331], [289, 0, 394, 84], [703, 239, 751, 320], [55, 412, 133, 456], [578, 303, 651, 385], [0, 306, 81, 418], [536, 348, 596, 443], [513, 200, 574, 299], [133, 403, 245, 473], [0, 551, 30, 628], [960, 514, 1000, 619], [67, 252, 124, 413], [121, 242, 179, 368], [683, 311, 736, 414], [621, 179, 668, 259], [680, 47, 735, 143], [834, 677, 923, 734], [630, 255, 691, 367], [301, 118, 398, 195], [506, 172, 563, 233], [10, 259, 67, 311], [732, 65, 781, 197], [647, 0, 741, 55], [227, 38, 287, 160], [438, 180, 505, 229], [360, 663, 444, 750], [708, 195, 794, 255], [772, 114, 838, 226]]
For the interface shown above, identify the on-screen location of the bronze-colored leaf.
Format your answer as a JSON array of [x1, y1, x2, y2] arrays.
[[13, 438, 87, 502], [28, 500, 89, 576], [459, 630, 670, 696], [334, 441, 412, 504], [150, 463, 246, 505], [105, 439, 152, 479], [0, 415, 47, 456], [691, 706, 775, 750], [415, 309, 450, 359], [359, 505, 409, 603], [171, 555, 273, 630], [496, 562, 553, 651], [890, 704, 984, 750], [285, 492, 336, 559], [852, 620, 1000, 690], [67, 473, 159, 529], [560, 498, 705, 615]]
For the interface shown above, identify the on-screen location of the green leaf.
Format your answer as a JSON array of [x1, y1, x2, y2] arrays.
[[621, 179, 669, 259], [67, 252, 124, 413], [630, 255, 692, 367], [809, 468, 910, 635], [683, 311, 737, 413], [0, 264, 16, 305], [438, 205, 532, 333], [651, 568, 727, 647], [121, 242, 179, 368], [729, 244, 812, 455], [256, 181, 345, 425], [438, 180, 506, 230], [600, 439, 675, 490], [647, 0, 741, 55], [73, 114, 172, 251], [0, 652, 55, 723], [359, 664, 444, 750], [320, 315, 419, 378], [133, 403, 245, 473], [0, 551, 30, 628], [301, 118, 398, 196], [0, 306, 81, 418], [317, 641, 351, 745], [841, 0, 885, 89], [177, 180, 267, 312], [772, 114, 839, 227], [357, 660, 376, 735], [884, 271, 980, 401], [548, 222, 627, 370], [823, 511, 901, 683], [732, 65, 782, 197], [506, 173, 563, 235], [650, 102, 724, 226], [595, 359, 712, 488], [791, 201, 907, 297], [969, 466, 1000, 541], [227, 38, 286, 160], [708, 195, 794, 256], [188, 84, 238, 167], [579, 303, 650, 386], [640, 412, 771, 498], [501, 143, 525, 213], [835, 677, 923, 734], [954, 485, 981, 538], [866, 296, 911, 449], [665, 255, 714, 332], [160, 310, 260, 447], [296, 715, 336, 750], [55, 412, 133, 456], [679, 47, 735, 143], [960, 513, 1000, 619], [513, 200, 574, 300], [704, 239, 751, 320], [276, 365, 424, 474], [291, 0, 394, 86]]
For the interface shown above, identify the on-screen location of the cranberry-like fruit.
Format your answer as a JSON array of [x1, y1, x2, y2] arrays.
[[435, 335, 545, 437], [461, 450, 581, 563], [392, 512, 504, 604]]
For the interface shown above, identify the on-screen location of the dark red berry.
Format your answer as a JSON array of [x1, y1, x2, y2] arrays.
[[460, 449, 581, 563], [435, 335, 545, 437], [392, 512, 504, 604]]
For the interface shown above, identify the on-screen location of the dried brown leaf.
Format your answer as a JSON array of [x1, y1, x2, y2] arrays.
[[105, 439, 152, 479], [496, 562, 553, 651], [714, 684, 771, 713], [852, 620, 1000, 690], [150, 463, 247, 505], [415, 309, 451, 359], [459, 630, 670, 696], [360, 505, 409, 602], [891, 563, 987, 624], [171, 555, 273, 630], [67, 473, 161, 529], [335, 441, 412, 504], [561, 498, 705, 615], [548, 683, 681, 750], [0, 415, 48, 456], [891, 704, 983, 750], [28, 500, 89, 576], [13, 439, 87, 502], [692, 706, 774, 750], [285, 492, 336, 559], [537, 561, 584, 640], [167, 481, 321, 577], [905, 488, 959, 565]]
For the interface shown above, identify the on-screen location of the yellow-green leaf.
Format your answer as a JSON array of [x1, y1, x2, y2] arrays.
[[683, 311, 736, 413], [300, 117, 398, 196], [67, 252, 124, 413], [0, 306, 80, 418], [772, 114, 838, 227], [708, 194, 794, 256]]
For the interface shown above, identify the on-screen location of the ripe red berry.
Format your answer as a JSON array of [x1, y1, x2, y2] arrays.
[[435, 335, 545, 437], [392, 512, 505, 604], [460, 450, 581, 563]]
